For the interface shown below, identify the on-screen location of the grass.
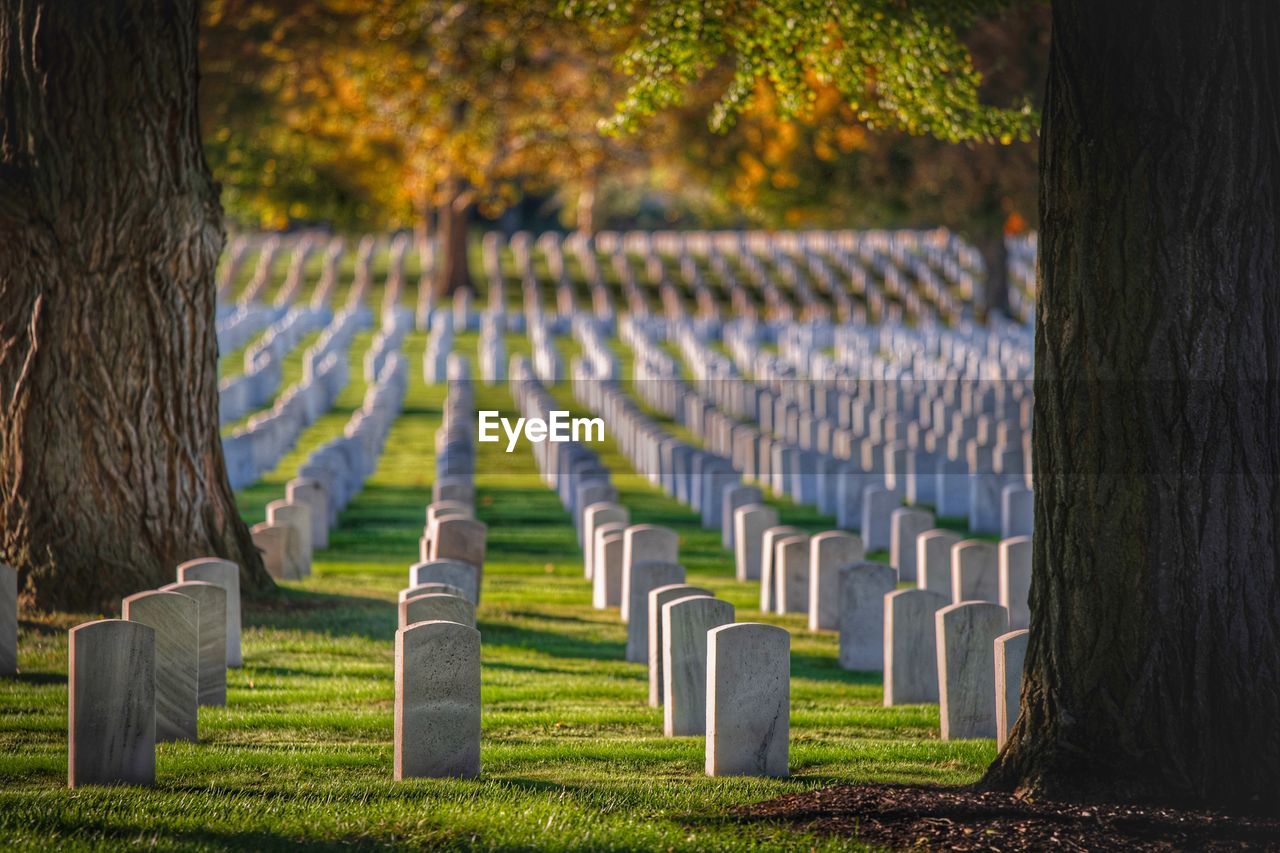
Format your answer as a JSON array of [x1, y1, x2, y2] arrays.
[[1, 244, 999, 850]]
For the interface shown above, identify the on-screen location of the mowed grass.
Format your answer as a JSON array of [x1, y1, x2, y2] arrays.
[[0, 319, 997, 850]]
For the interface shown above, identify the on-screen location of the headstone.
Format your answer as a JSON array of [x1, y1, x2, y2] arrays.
[[808, 531, 863, 631], [429, 518, 487, 590], [995, 629, 1030, 748], [68, 619, 155, 787], [160, 581, 227, 707], [122, 590, 198, 742], [733, 504, 778, 582], [647, 585, 713, 706], [286, 477, 329, 549], [176, 558, 242, 668], [267, 500, 312, 577], [1001, 485, 1033, 539], [705, 623, 789, 777], [399, 593, 477, 630], [883, 588, 948, 705], [394, 620, 481, 779], [575, 482, 618, 541], [623, 561, 685, 663], [860, 486, 899, 551], [951, 539, 999, 603], [621, 526, 679, 622], [592, 525, 627, 609], [408, 560, 479, 604], [663, 596, 735, 736], [999, 536, 1032, 630], [0, 563, 15, 675], [773, 534, 811, 614], [251, 522, 302, 581], [889, 507, 934, 584], [399, 582, 467, 604], [837, 562, 898, 671], [583, 503, 628, 580], [721, 485, 763, 549], [917, 529, 962, 596], [433, 477, 475, 506], [936, 601, 1009, 739], [759, 525, 802, 612]]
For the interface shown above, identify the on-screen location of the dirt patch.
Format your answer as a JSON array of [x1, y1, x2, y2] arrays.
[[732, 783, 1280, 851]]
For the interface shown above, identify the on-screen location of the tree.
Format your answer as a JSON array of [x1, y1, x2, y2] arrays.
[[201, 0, 666, 297], [0, 0, 271, 611], [584, 0, 1280, 809], [982, 0, 1280, 810]]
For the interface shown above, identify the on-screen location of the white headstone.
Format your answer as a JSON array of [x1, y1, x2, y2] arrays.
[[647, 585, 712, 706], [883, 588, 948, 705], [951, 540, 999, 603], [160, 581, 227, 707], [705, 623, 789, 777], [808, 531, 863, 631], [838, 562, 898, 671], [995, 629, 1029, 748], [936, 601, 1009, 739], [889, 507, 935, 583], [399, 593, 477, 630], [176, 558, 242, 668], [620, 526, 679, 623], [68, 619, 155, 787], [394, 620, 481, 779], [624, 561, 685, 662], [734, 504, 778, 582], [122, 590, 198, 742], [663, 596, 734, 736], [998, 536, 1032, 630], [409, 560, 479, 604]]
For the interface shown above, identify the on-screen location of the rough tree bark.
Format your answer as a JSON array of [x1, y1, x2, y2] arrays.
[[433, 180, 474, 299], [0, 0, 272, 612], [983, 0, 1280, 809]]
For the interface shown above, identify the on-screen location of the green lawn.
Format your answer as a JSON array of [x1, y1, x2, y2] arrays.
[[1, 277, 998, 850]]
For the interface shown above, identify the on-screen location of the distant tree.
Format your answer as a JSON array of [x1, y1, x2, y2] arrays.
[[582, 0, 1280, 811], [0, 0, 271, 611], [201, 0, 664, 296]]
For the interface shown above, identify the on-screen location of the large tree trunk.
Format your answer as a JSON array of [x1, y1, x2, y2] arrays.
[[984, 0, 1280, 810], [0, 0, 272, 612], [433, 181, 474, 299]]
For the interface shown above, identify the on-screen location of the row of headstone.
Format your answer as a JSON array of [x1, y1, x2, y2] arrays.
[[222, 307, 368, 490], [67, 556, 243, 787], [406, 357, 487, 608], [395, 366, 483, 779], [614, 313, 1036, 565], [505, 316, 794, 780], [219, 306, 331, 425], [492, 227, 981, 328], [252, 317, 410, 578]]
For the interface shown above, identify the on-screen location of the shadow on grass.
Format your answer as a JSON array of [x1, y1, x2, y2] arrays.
[[480, 622, 625, 661], [245, 588, 396, 643], [790, 651, 882, 686]]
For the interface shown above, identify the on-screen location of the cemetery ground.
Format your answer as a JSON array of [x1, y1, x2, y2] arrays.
[[4, 248, 1279, 851], [2, 330, 990, 850]]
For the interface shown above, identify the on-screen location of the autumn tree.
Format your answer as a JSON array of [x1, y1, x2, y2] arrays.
[[0, 0, 271, 611], [201, 0, 663, 296], [580, 0, 1280, 810]]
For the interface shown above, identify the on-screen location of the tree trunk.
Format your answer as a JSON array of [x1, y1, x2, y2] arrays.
[[983, 0, 1280, 810], [433, 183, 474, 299], [0, 0, 272, 612], [976, 227, 1009, 320], [577, 181, 598, 236]]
